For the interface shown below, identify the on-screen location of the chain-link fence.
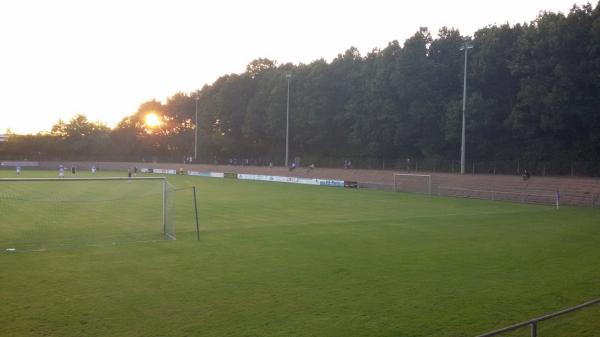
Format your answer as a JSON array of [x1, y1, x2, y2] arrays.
[[2, 152, 599, 177], [287, 157, 600, 177]]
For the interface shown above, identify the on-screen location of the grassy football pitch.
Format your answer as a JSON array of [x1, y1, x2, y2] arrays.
[[1, 169, 599, 337]]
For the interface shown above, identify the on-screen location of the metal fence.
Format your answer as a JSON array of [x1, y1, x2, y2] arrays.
[[2, 152, 600, 177], [310, 157, 600, 177], [437, 186, 560, 208], [476, 297, 600, 337], [265, 156, 600, 177]]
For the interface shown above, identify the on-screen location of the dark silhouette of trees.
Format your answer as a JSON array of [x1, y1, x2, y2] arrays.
[[2, 3, 599, 174]]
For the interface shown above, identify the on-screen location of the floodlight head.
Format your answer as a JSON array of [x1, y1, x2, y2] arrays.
[[459, 41, 474, 51], [286, 74, 292, 79], [195, 95, 199, 101]]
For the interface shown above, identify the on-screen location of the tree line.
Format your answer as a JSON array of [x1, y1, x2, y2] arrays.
[[2, 3, 599, 174]]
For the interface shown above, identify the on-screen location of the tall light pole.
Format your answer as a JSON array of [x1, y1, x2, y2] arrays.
[[194, 95, 199, 162], [460, 40, 473, 175], [285, 74, 291, 167]]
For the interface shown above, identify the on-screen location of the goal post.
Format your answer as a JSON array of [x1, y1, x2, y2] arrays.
[[0, 177, 176, 250], [393, 173, 432, 194]]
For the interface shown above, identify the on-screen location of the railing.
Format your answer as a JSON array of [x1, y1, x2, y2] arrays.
[[476, 297, 600, 337], [296, 157, 600, 177], [2, 155, 600, 177], [437, 186, 559, 208]]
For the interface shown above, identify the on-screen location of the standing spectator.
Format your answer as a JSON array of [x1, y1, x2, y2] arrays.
[[522, 169, 530, 180], [16, 165, 21, 176]]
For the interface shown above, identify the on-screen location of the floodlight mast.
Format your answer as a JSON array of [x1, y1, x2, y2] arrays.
[[285, 74, 291, 167], [460, 40, 473, 175], [194, 95, 200, 161]]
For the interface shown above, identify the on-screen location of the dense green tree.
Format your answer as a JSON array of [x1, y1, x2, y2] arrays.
[[2, 3, 599, 175]]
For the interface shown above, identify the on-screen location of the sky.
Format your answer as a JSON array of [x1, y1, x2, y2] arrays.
[[0, 0, 589, 134]]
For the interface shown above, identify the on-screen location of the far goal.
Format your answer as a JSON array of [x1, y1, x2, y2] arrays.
[[0, 177, 176, 251], [393, 173, 432, 195]]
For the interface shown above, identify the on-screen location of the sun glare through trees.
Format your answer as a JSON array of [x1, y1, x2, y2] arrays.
[[144, 113, 162, 128]]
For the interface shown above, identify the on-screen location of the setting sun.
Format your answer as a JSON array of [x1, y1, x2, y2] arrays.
[[144, 113, 162, 128]]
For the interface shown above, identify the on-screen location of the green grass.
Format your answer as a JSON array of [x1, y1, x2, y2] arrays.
[[1, 169, 599, 336]]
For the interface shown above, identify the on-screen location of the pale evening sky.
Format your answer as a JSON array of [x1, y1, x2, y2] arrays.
[[0, 0, 588, 134]]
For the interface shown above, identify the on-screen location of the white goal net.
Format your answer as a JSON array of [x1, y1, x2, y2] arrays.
[[0, 177, 176, 251], [393, 173, 432, 194]]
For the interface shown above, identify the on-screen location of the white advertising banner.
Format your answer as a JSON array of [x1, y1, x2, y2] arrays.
[[237, 174, 265, 181], [237, 174, 331, 186], [296, 178, 320, 185], [152, 168, 177, 175], [188, 171, 225, 178], [317, 179, 345, 187], [1, 161, 39, 167], [188, 171, 212, 177]]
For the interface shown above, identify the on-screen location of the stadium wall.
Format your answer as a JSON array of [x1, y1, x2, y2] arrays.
[[12, 161, 600, 207]]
